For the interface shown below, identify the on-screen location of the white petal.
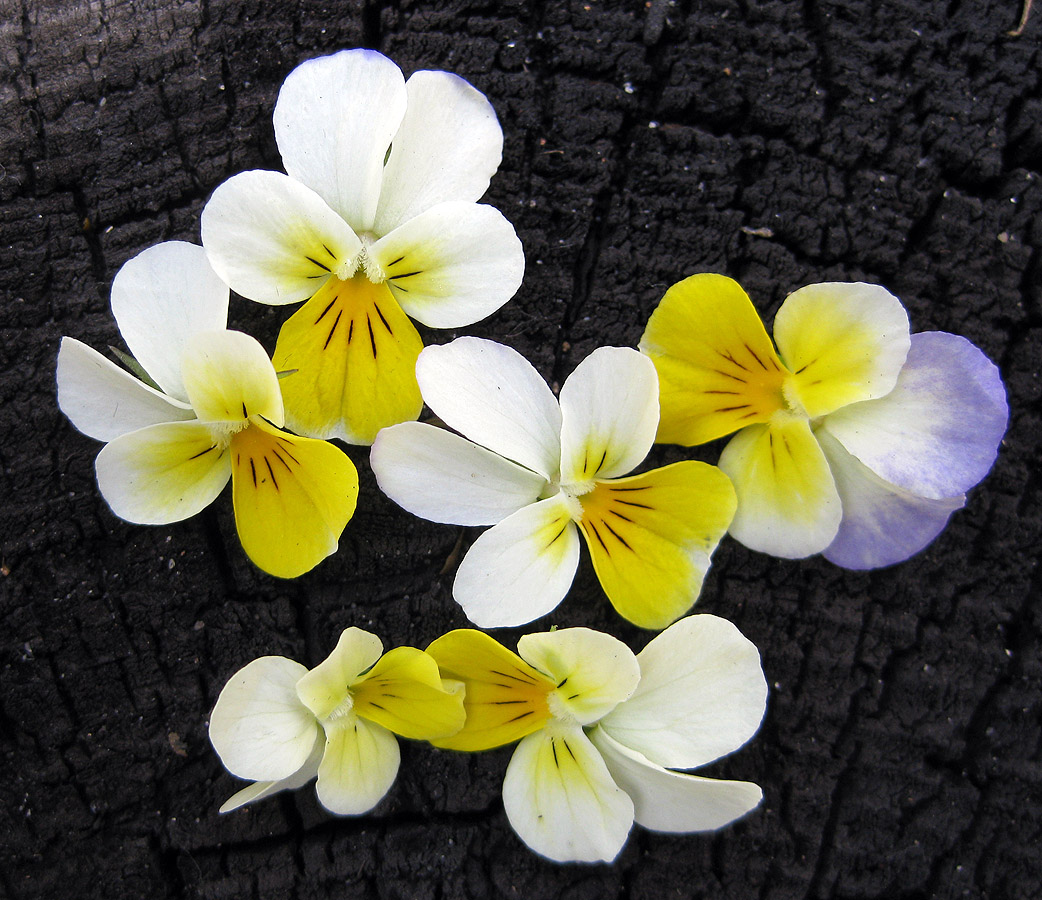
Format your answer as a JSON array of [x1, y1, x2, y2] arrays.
[[502, 725, 634, 863], [559, 347, 659, 484], [517, 628, 640, 725], [373, 69, 504, 234], [56, 337, 194, 442], [371, 201, 524, 328], [95, 420, 231, 525], [817, 429, 966, 569], [274, 49, 407, 233], [416, 338, 562, 480], [110, 241, 229, 401], [219, 736, 325, 813], [315, 717, 401, 816], [371, 422, 547, 526], [201, 170, 363, 306], [820, 331, 1008, 500], [209, 656, 322, 782], [599, 615, 767, 769], [452, 494, 580, 628], [591, 727, 763, 833]]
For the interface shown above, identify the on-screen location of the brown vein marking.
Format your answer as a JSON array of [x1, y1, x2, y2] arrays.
[[369, 702, 386, 711], [794, 358, 817, 375], [249, 458, 258, 487], [603, 520, 634, 551], [188, 445, 217, 460], [274, 438, 301, 465], [596, 448, 607, 473], [321, 243, 337, 260], [715, 404, 751, 413], [609, 485, 651, 492], [616, 498, 652, 509], [712, 368, 749, 384], [242, 402, 248, 417], [490, 669, 539, 684], [366, 315, 378, 357], [305, 255, 332, 273], [705, 390, 740, 395], [561, 738, 577, 760], [781, 433, 792, 455], [587, 521, 610, 555], [373, 302, 393, 335], [769, 432, 776, 471], [718, 349, 750, 371], [609, 508, 634, 523], [271, 446, 293, 472], [491, 699, 528, 705], [545, 524, 568, 549], [324, 310, 343, 349], [265, 457, 279, 491], [738, 410, 758, 420], [389, 270, 423, 280], [347, 319, 355, 344], [315, 297, 337, 324], [557, 677, 569, 688], [506, 710, 535, 724], [386, 255, 405, 267], [551, 740, 559, 767], [744, 342, 769, 370]]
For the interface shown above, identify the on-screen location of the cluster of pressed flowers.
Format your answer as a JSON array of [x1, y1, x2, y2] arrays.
[[56, 49, 1008, 863]]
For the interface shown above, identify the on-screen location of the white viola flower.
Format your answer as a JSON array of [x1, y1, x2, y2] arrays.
[[639, 274, 1009, 567], [56, 241, 359, 579], [427, 615, 767, 863], [209, 627, 466, 815], [201, 49, 525, 445], [370, 337, 736, 630]]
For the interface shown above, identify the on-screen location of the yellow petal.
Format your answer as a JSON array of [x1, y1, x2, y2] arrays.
[[773, 282, 910, 417], [718, 418, 841, 558], [352, 646, 466, 741], [638, 274, 788, 445], [230, 418, 359, 578], [425, 630, 554, 752], [272, 275, 424, 444], [577, 462, 737, 630]]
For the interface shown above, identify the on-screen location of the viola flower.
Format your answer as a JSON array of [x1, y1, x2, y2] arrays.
[[201, 49, 525, 445], [639, 274, 1008, 567], [370, 337, 736, 629], [56, 241, 359, 578], [427, 615, 767, 863], [209, 627, 466, 814]]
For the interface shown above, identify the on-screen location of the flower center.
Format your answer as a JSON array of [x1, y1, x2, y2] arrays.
[[324, 692, 356, 724], [335, 236, 386, 284]]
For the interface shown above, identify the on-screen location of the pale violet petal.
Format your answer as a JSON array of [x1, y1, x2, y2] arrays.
[[599, 615, 768, 769], [95, 420, 231, 525], [416, 338, 562, 480], [57, 337, 194, 442], [370, 201, 524, 328], [821, 331, 1008, 500], [315, 717, 401, 815], [452, 493, 581, 628], [274, 49, 406, 233], [591, 727, 763, 833], [516, 628, 640, 726], [201, 170, 363, 306], [373, 69, 504, 234], [817, 428, 966, 569], [110, 241, 229, 401], [559, 347, 659, 484], [502, 725, 634, 863], [371, 422, 547, 526], [218, 734, 325, 813], [209, 656, 322, 782]]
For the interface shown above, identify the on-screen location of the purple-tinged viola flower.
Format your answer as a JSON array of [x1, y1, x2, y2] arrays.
[[639, 274, 1008, 568]]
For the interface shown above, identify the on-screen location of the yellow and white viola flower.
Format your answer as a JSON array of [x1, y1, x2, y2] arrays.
[[209, 627, 466, 814], [639, 274, 1008, 566], [427, 615, 767, 863], [370, 337, 736, 630], [200, 49, 525, 445], [56, 241, 359, 578]]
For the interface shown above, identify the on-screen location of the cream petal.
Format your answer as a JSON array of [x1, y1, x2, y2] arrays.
[[599, 615, 767, 769], [209, 656, 322, 782], [452, 494, 581, 628], [415, 338, 562, 480], [558, 346, 659, 484], [182, 330, 284, 427], [502, 725, 634, 863], [373, 69, 504, 234], [315, 717, 401, 816], [296, 627, 384, 720], [201, 169, 363, 306], [274, 49, 407, 233], [219, 737, 325, 813], [516, 628, 640, 726], [820, 331, 1008, 500], [591, 727, 763, 833], [110, 241, 229, 401], [370, 201, 524, 328], [718, 419, 842, 558], [56, 337, 194, 442], [817, 429, 966, 569], [95, 421, 231, 525], [371, 421, 547, 526]]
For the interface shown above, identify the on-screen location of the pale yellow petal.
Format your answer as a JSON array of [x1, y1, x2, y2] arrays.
[[181, 330, 284, 427], [296, 628, 384, 720]]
